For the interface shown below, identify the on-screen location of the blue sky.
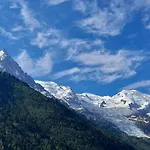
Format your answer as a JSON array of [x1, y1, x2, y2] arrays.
[[0, 0, 150, 96]]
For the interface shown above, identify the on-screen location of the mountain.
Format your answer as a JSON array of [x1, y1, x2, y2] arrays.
[[0, 49, 149, 149], [0, 72, 135, 150], [35, 80, 150, 139], [0, 50, 52, 98], [35, 81, 83, 109]]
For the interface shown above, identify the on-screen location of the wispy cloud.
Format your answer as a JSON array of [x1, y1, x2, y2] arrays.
[[15, 50, 53, 77], [31, 28, 104, 61], [142, 13, 150, 30], [78, 10, 126, 36], [65, 39, 104, 60], [31, 29, 62, 48], [73, 0, 98, 14], [47, 0, 69, 5], [11, 25, 26, 32], [54, 50, 150, 83], [74, 50, 146, 68], [10, 1, 19, 9], [53, 67, 80, 79], [76, 0, 150, 36], [0, 26, 19, 40], [123, 80, 150, 90], [11, 0, 41, 31], [76, 1, 129, 36], [73, 0, 86, 13]]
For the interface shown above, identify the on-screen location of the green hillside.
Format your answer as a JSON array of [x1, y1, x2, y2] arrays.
[[0, 72, 134, 150]]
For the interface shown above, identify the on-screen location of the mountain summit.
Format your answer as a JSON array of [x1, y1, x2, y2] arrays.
[[0, 49, 8, 60]]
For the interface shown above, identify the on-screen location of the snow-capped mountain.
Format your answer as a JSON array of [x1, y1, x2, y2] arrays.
[[0, 50, 52, 98], [36, 80, 150, 138], [35, 80, 150, 113], [80, 90, 150, 110], [35, 81, 83, 109], [0, 49, 149, 138], [35, 81, 76, 101]]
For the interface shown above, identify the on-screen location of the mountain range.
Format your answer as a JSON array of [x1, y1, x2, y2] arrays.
[[0, 49, 150, 149], [35, 80, 150, 138], [0, 71, 136, 150]]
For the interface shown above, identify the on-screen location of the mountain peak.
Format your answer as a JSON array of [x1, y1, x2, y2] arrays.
[[0, 49, 9, 60], [0, 49, 8, 54], [35, 80, 76, 100], [120, 89, 138, 93], [116, 90, 139, 97]]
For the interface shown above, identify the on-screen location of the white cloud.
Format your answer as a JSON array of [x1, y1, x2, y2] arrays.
[[47, 0, 69, 5], [10, 1, 19, 9], [78, 10, 126, 36], [12, 0, 41, 31], [142, 12, 150, 30], [31, 29, 62, 48], [66, 39, 92, 59], [123, 80, 150, 90], [61, 38, 103, 60], [77, 1, 129, 36], [74, 50, 146, 70], [53, 67, 80, 79], [76, 0, 150, 36], [63, 38, 104, 59], [31, 28, 104, 62], [53, 67, 81, 79], [57, 50, 150, 83], [73, 0, 98, 14], [73, 0, 86, 13], [15, 50, 53, 77], [11, 25, 26, 32], [0, 26, 19, 40]]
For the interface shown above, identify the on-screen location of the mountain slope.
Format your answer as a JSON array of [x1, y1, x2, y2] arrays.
[[0, 50, 52, 98], [35, 80, 150, 138], [35, 81, 82, 109], [0, 72, 135, 150]]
